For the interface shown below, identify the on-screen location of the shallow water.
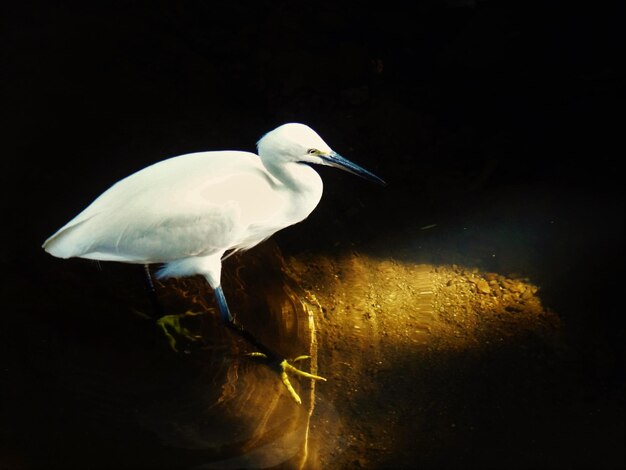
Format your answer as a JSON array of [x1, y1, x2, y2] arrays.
[[5, 243, 320, 469], [6, 214, 621, 469]]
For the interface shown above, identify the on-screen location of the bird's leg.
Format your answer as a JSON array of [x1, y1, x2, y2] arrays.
[[143, 264, 164, 317], [213, 285, 326, 404], [143, 265, 202, 352], [156, 311, 204, 353]]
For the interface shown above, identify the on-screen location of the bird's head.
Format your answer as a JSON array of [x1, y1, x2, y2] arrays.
[[257, 123, 386, 185]]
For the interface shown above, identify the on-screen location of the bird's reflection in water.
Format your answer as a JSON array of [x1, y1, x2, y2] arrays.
[[136, 241, 319, 468]]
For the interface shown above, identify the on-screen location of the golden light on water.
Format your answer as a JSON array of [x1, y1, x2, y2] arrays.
[[137, 241, 559, 469]]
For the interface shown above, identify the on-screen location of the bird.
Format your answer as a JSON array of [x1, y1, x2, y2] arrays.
[[43, 123, 385, 403]]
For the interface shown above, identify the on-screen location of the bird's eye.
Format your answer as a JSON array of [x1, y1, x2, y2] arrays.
[[307, 148, 318, 155]]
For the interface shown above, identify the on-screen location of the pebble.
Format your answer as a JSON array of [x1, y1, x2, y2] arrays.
[[476, 279, 491, 294]]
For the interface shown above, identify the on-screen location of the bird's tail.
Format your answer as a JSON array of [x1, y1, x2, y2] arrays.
[[42, 219, 91, 259]]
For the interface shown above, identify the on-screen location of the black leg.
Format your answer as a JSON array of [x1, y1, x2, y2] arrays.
[[213, 285, 276, 361], [143, 264, 164, 317], [212, 284, 325, 404]]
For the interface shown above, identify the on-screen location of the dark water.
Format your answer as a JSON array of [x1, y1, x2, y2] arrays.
[[4, 244, 319, 469], [4, 194, 623, 468]]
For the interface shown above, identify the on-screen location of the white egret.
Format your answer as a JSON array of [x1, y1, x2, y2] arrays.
[[43, 123, 385, 403]]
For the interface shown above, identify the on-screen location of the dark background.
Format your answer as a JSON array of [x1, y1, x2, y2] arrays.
[[2, 1, 623, 468]]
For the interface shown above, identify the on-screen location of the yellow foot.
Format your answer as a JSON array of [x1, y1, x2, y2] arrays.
[[247, 353, 326, 404], [156, 310, 203, 352]]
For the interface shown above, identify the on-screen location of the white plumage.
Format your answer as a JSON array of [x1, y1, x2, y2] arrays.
[[43, 123, 384, 290]]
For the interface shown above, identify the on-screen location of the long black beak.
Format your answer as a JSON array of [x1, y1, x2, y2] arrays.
[[320, 151, 387, 186]]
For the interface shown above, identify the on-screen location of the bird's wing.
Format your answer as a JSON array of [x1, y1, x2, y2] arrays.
[[44, 151, 286, 262]]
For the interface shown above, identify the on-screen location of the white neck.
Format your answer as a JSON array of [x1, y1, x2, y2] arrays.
[[263, 160, 324, 222]]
